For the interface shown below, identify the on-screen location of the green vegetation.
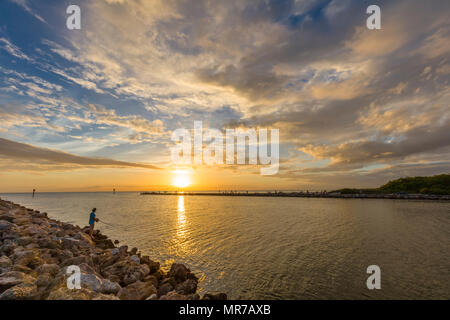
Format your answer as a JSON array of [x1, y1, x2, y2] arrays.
[[333, 174, 450, 195]]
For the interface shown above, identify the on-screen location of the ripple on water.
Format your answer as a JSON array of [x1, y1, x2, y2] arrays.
[[1, 193, 449, 299]]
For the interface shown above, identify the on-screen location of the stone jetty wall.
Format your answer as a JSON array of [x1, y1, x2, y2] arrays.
[[141, 191, 450, 200], [0, 198, 227, 300]]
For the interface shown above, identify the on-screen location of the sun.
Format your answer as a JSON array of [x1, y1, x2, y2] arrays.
[[172, 170, 191, 188]]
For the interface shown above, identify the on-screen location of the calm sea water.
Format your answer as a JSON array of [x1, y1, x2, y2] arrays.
[[1, 192, 449, 299]]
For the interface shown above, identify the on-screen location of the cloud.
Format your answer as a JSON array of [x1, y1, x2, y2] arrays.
[[85, 104, 165, 135], [309, 74, 372, 100], [0, 104, 67, 134], [9, 0, 46, 24], [0, 137, 160, 171], [300, 119, 450, 169], [1, 0, 449, 188], [0, 38, 33, 61], [414, 27, 450, 59]]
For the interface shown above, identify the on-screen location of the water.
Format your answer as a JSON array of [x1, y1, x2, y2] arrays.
[[1, 192, 449, 299]]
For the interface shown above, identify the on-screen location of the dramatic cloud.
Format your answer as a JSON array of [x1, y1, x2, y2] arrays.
[[0, 137, 160, 171], [0, 0, 448, 188], [301, 121, 450, 168]]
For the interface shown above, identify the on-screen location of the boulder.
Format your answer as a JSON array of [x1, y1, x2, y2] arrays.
[[151, 269, 164, 280], [0, 213, 15, 222], [25, 243, 39, 250], [188, 293, 201, 300], [160, 277, 177, 288], [157, 282, 174, 297], [62, 255, 94, 268], [47, 287, 96, 300], [36, 238, 60, 250], [175, 279, 198, 295], [168, 263, 189, 283], [122, 263, 150, 285], [23, 225, 47, 237], [117, 281, 157, 300], [100, 279, 121, 295], [38, 251, 58, 265], [202, 292, 228, 300], [140, 256, 160, 273], [0, 220, 14, 231], [159, 291, 190, 300], [118, 245, 128, 256], [0, 271, 32, 292], [37, 264, 60, 276], [60, 237, 80, 250], [92, 293, 120, 300], [49, 264, 120, 295], [11, 264, 36, 276], [0, 255, 12, 269], [102, 260, 149, 286], [17, 236, 33, 246], [95, 239, 115, 249], [56, 249, 74, 262], [62, 224, 73, 231], [0, 271, 37, 299], [80, 273, 103, 292], [31, 211, 47, 219], [73, 262, 99, 276], [0, 282, 37, 300], [93, 232, 108, 240], [36, 273, 52, 288], [143, 275, 159, 288], [11, 249, 42, 269], [100, 254, 119, 269], [130, 255, 140, 264]]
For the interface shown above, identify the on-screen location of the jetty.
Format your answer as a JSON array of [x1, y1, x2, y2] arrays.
[[140, 191, 450, 201]]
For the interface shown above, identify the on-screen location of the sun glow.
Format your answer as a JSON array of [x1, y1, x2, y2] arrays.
[[172, 170, 191, 188]]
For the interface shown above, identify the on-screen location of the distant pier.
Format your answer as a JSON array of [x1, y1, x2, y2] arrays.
[[140, 191, 450, 201]]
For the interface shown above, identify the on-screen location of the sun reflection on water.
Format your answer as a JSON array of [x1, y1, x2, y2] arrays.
[[177, 196, 186, 239]]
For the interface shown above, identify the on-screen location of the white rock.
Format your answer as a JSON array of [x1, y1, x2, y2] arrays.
[[80, 273, 102, 292], [130, 255, 140, 264]]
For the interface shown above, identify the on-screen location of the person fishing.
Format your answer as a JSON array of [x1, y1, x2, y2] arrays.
[[89, 208, 99, 238]]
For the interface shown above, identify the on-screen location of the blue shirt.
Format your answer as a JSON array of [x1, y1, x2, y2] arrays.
[[89, 212, 96, 225]]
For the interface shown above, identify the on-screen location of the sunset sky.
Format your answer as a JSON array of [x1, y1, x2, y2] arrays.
[[0, 0, 449, 192]]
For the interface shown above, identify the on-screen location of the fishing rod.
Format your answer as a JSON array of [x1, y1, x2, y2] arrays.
[[98, 218, 118, 227]]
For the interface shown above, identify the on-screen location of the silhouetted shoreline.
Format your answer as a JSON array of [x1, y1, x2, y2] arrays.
[[141, 191, 450, 201]]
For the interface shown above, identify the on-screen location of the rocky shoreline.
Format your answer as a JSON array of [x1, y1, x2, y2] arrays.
[[0, 198, 227, 300]]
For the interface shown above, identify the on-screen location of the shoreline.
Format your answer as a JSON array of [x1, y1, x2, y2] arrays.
[[141, 191, 450, 201], [0, 198, 227, 300]]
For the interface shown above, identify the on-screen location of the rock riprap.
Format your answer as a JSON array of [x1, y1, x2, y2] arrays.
[[0, 199, 227, 300]]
